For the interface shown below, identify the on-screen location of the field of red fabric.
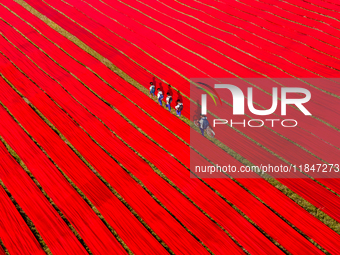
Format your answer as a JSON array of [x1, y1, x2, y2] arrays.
[[44, 0, 340, 99], [23, 0, 340, 138], [184, 0, 340, 68], [217, 0, 340, 50], [0, 11, 334, 255], [259, 0, 340, 27], [19, 0, 340, 211], [0, 101, 89, 255], [0, 80, 127, 254], [0, 0, 339, 253], [23, 0, 192, 115], [0, 45, 215, 255], [66, 0, 340, 129], [127, 0, 339, 78], [0, 9, 322, 253], [309, 0, 340, 11], [0, 20, 285, 254], [191, 130, 340, 253], [0, 59, 170, 255], [0, 1, 191, 142], [78, 0, 340, 144]]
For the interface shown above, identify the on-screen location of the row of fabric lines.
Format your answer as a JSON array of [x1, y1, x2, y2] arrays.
[[20, 0, 340, 229], [3, 0, 338, 253]]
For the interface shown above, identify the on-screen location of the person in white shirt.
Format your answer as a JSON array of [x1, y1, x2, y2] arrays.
[[149, 82, 155, 97], [157, 88, 164, 106], [175, 100, 183, 116], [165, 93, 173, 112]]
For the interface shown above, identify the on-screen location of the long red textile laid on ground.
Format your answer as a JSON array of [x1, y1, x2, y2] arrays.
[[0, 23, 275, 255], [2, 1, 340, 253], [161, 0, 340, 69], [238, 0, 340, 36], [44, 0, 340, 174], [259, 0, 340, 28], [63, 0, 340, 129], [22, 0, 191, 117], [63, 0, 340, 149], [1, 2, 336, 249], [1, 0, 340, 253], [217, 0, 340, 50], [103, 0, 340, 80], [193, 0, 340, 62], [191, 131, 340, 254], [0, 0, 189, 141], [184, 0, 340, 70], [19, 0, 336, 215], [0, 169, 44, 255], [0, 81, 128, 254], [0, 15, 328, 254], [22, 0, 340, 149], [22, 0, 338, 171], [18, 0, 337, 160], [0, 67, 170, 255], [42, 0, 340, 106], [0, 38, 228, 255], [0, 3, 322, 251], [307, 0, 340, 12], [0, 110, 89, 254], [0, 61, 213, 254]]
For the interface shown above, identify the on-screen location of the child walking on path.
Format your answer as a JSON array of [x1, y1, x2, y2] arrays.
[[175, 100, 183, 116], [157, 88, 164, 106], [149, 82, 155, 97], [165, 93, 173, 112]]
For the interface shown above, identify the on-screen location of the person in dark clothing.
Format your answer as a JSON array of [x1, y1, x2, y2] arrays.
[[199, 115, 209, 136]]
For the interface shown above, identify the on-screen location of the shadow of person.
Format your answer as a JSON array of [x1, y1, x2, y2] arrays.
[[166, 85, 173, 97], [158, 81, 164, 93], [192, 99, 214, 131], [152, 76, 157, 86], [192, 99, 201, 120], [176, 90, 183, 104]]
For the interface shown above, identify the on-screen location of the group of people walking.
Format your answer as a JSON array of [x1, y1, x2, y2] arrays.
[[149, 81, 213, 137], [149, 82, 183, 117]]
